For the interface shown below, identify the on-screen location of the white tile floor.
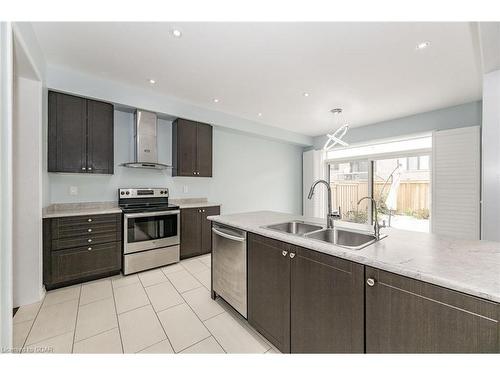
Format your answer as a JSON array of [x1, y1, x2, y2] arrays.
[[13, 254, 280, 354]]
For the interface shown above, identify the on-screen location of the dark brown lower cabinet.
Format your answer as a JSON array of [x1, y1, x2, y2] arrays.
[[365, 266, 500, 353], [247, 233, 364, 353], [248, 234, 291, 353], [180, 205, 220, 259], [291, 246, 364, 353], [43, 213, 122, 290]]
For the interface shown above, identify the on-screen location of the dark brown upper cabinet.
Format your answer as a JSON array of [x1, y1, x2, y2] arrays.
[[48, 91, 114, 174], [365, 266, 500, 353], [172, 118, 213, 177], [180, 205, 220, 259], [247, 233, 364, 354]]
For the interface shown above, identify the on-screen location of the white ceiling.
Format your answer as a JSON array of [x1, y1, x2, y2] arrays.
[[31, 22, 482, 137]]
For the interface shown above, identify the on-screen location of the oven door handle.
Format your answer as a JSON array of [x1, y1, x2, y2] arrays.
[[212, 227, 246, 242], [124, 210, 180, 218]]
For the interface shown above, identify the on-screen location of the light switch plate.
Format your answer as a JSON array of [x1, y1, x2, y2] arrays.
[[69, 186, 78, 196]]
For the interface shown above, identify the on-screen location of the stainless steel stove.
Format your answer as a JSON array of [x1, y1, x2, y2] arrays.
[[119, 188, 180, 275]]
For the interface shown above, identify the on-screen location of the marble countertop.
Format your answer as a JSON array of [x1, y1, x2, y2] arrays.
[[43, 202, 122, 218], [208, 211, 500, 303], [171, 198, 221, 209], [43, 198, 221, 218]]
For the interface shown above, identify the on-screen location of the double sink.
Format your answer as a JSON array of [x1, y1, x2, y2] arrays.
[[264, 220, 385, 250]]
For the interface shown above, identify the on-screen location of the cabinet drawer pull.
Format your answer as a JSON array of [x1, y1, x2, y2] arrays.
[[88, 239, 92, 243], [282, 250, 288, 257], [366, 278, 376, 287], [88, 218, 92, 222], [88, 228, 92, 232], [289, 253, 295, 258], [87, 247, 92, 251]]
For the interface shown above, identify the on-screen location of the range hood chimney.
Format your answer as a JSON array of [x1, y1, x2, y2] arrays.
[[120, 109, 171, 170]]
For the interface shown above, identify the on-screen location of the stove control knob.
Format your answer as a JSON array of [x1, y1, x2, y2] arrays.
[[126, 191, 130, 195], [120, 191, 124, 195]]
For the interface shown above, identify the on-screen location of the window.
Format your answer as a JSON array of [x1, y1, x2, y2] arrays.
[[326, 135, 432, 233]]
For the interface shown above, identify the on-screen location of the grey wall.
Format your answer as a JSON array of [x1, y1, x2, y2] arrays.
[[49, 110, 303, 215], [312, 101, 482, 149]]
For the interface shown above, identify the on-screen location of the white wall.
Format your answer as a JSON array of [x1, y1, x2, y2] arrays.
[[49, 110, 303, 215], [12, 76, 43, 307], [0, 20, 14, 350], [481, 70, 500, 241]]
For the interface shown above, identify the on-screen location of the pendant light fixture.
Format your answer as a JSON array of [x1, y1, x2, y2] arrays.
[[323, 108, 350, 152]]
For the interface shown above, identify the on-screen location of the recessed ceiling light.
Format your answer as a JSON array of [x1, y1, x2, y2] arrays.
[[257, 113, 262, 117], [171, 29, 182, 38], [303, 92, 310, 97], [416, 41, 430, 50], [148, 79, 156, 84], [213, 98, 219, 103]]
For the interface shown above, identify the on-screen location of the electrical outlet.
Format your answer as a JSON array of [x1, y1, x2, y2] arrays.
[[69, 186, 78, 196], [183, 185, 188, 194]]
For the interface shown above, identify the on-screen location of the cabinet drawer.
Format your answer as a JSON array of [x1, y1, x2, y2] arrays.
[[52, 232, 120, 251], [52, 214, 120, 230], [50, 242, 121, 285], [52, 220, 119, 239]]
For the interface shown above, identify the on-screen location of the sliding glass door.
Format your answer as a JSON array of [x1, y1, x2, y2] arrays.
[[328, 154, 431, 232], [328, 159, 370, 224]]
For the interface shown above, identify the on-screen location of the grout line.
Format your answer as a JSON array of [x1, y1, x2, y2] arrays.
[[169, 260, 227, 353], [110, 278, 125, 354], [137, 273, 175, 353], [73, 326, 118, 344], [19, 299, 44, 350], [70, 284, 83, 353]]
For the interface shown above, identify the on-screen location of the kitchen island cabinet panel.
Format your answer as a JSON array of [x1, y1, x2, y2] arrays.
[[365, 266, 499, 353], [291, 246, 364, 353], [248, 234, 291, 353]]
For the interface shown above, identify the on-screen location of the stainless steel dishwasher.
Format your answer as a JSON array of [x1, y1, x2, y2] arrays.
[[211, 223, 247, 318]]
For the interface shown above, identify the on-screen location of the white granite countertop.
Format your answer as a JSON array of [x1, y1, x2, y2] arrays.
[[208, 210, 500, 303], [170, 198, 220, 209], [43, 198, 220, 218], [43, 202, 122, 218]]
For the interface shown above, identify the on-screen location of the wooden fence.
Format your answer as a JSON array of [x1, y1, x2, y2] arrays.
[[331, 180, 430, 214]]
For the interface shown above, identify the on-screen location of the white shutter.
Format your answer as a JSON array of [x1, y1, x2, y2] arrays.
[[432, 126, 480, 240]]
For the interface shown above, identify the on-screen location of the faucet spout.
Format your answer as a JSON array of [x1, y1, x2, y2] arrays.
[[307, 179, 340, 229], [357, 196, 383, 240]]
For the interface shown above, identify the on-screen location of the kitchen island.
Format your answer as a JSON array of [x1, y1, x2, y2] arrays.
[[208, 210, 500, 353]]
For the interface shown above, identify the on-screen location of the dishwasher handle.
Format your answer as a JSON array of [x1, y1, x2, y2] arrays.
[[212, 227, 246, 242]]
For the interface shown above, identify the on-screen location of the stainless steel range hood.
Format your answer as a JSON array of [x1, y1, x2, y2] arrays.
[[121, 110, 171, 170]]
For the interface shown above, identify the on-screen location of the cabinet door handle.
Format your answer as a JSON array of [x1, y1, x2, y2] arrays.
[[366, 278, 376, 287], [88, 228, 92, 232], [88, 167, 92, 171], [202, 209, 205, 213], [282, 250, 288, 257], [88, 239, 92, 243], [88, 218, 92, 222], [289, 253, 295, 258], [82, 167, 86, 171], [87, 247, 92, 251], [193, 171, 196, 175]]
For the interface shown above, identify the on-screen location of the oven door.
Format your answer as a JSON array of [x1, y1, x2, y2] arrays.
[[124, 210, 180, 254]]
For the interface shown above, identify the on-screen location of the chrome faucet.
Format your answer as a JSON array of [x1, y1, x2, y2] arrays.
[[307, 179, 341, 229], [357, 196, 385, 240]]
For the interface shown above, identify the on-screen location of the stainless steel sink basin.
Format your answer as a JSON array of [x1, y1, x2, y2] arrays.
[[305, 228, 385, 250], [264, 221, 323, 235]]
